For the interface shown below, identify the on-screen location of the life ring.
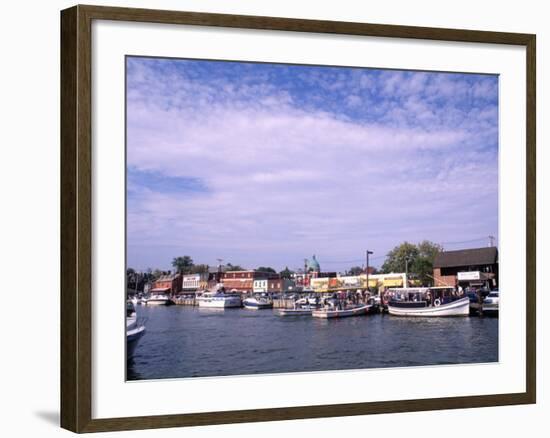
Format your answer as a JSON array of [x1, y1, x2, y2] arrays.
[[434, 298, 441, 307]]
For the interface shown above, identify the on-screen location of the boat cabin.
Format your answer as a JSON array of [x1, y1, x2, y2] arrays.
[[387, 286, 463, 308]]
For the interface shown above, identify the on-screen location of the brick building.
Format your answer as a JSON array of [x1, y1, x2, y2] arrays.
[[151, 273, 182, 295], [221, 270, 278, 292], [433, 247, 498, 289]]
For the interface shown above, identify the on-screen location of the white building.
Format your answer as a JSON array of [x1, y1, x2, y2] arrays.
[[253, 278, 268, 293], [182, 273, 201, 291]]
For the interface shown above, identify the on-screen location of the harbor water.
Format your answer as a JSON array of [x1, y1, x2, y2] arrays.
[[127, 305, 498, 380]]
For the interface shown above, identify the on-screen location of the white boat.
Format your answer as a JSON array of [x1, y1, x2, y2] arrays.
[[482, 290, 499, 315], [312, 304, 371, 319], [145, 293, 174, 306], [198, 291, 242, 308], [387, 287, 470, 317], [126, 301, 145, 360], [277, 307, 313, 316], [243, 296, 273, 310], [295, 296, 319, 306]]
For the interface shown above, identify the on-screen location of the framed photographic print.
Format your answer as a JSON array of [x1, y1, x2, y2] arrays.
[[60, 4, 536, 433]]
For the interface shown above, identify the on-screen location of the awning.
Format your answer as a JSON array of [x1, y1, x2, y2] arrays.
[[150, 287, 170, 292]]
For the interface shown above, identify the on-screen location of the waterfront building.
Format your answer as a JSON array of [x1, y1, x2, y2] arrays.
[[433, 247, 498, 289], [253, 278, 268, 293], [182, 273, 209, 292], [310, 272, 408, 293], [267, 277, 295, 293], [201, 273, 216, 290], [221, 270, 278, 292], [151, 273, 182, 295]]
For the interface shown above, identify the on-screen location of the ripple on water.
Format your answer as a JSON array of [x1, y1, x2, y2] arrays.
[[129, 307, 498, 380]]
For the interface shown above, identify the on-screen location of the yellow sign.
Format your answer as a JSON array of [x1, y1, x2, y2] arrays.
[[384, 278, 403, 287]]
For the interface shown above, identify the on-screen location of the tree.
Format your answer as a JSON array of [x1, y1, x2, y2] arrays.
[[348, 266, 364, 276], [414, 240, 443, 285], [256, 266, 277, 274], [279, 266, 294, 279], [381, 242, 419, 274], [126, 268, 137, 290], [152, 269, 164, 279], [172, 256, 194, 274], [226, 263, 245, 271], [381, 240, 442, 286]]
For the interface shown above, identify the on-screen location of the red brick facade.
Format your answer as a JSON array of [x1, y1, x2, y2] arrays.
[[152, 274, 182, 295], [221, 271, 278, 292], [432, 268, 458, 287]]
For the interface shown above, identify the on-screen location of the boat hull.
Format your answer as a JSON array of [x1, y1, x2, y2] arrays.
[[482, 303, 499, 315], [145, 299, 174, 306], [243, 303, 273, 310], [127, 325, 146, 360], [198, 297, 242, 308], [312, 304, 370, 319], [388, 297, 470, 317], [243, 298, 273, 310], [277, 308, 313, 316]]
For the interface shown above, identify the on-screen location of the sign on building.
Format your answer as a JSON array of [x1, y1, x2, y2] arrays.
[[457, 271, 481, 281]]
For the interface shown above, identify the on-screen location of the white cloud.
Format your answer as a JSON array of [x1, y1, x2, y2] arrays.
[[125, 59, 498, 271]]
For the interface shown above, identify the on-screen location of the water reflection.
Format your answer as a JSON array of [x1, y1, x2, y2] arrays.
[[127, 305, 498, 381]]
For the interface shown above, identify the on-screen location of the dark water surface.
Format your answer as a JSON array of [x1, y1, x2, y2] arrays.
[[127, 305, 498, 380]]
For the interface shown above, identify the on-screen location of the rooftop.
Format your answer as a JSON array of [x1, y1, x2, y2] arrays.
[[433, 247, 498, 268]]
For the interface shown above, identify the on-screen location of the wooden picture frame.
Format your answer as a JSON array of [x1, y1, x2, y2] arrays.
[[61, 4, 536, 433]]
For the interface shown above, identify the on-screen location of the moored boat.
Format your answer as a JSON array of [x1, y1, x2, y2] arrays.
[[481, 289, 499, 315], [387, 287, 469, 317], [126, 301, 146, 360], [145, 293, 174, 306], [243, 295, 273, 310], [277, 305, 314, 316], [198, 286, 242, 308], [312, 303, 371, 319]]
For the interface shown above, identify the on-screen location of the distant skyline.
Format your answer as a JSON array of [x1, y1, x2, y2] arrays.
[[126, 57, 499, 273]]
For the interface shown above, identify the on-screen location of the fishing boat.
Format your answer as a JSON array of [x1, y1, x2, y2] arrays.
[[277, 302, 315, 316], [126, 301, 146, 360], [387, 287, 469, 317], [243, 295, 273, 310], [312, 303, 371, 319]]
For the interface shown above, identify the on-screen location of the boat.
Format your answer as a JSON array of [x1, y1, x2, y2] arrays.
[[277, 306, 313, 316], [387, 287, 469, 317], [295, 296, 319, 306], [126, 301, 146, 360], [197, 286, 242, 308], [482, 289, 499, 315], [312, 303, 371, 319], [466, 288, 490, 315], [243, 295, 273, 310], [144, 293, 174, 306]]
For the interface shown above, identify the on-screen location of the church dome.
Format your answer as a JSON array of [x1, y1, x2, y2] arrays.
[[307, 255, 321, 272]]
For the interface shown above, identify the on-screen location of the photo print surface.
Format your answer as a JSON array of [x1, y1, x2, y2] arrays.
[[125, 56, 499, 380]]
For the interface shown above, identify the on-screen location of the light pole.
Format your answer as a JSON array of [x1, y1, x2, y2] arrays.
[[405, 257, 409, 287], [366, 250, 373, 292]]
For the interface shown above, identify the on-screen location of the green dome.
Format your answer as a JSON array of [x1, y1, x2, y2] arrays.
[[307, 255, 321, 272]]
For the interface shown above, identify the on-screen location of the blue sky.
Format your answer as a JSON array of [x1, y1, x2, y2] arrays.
[[126, 57, 498, 272]]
